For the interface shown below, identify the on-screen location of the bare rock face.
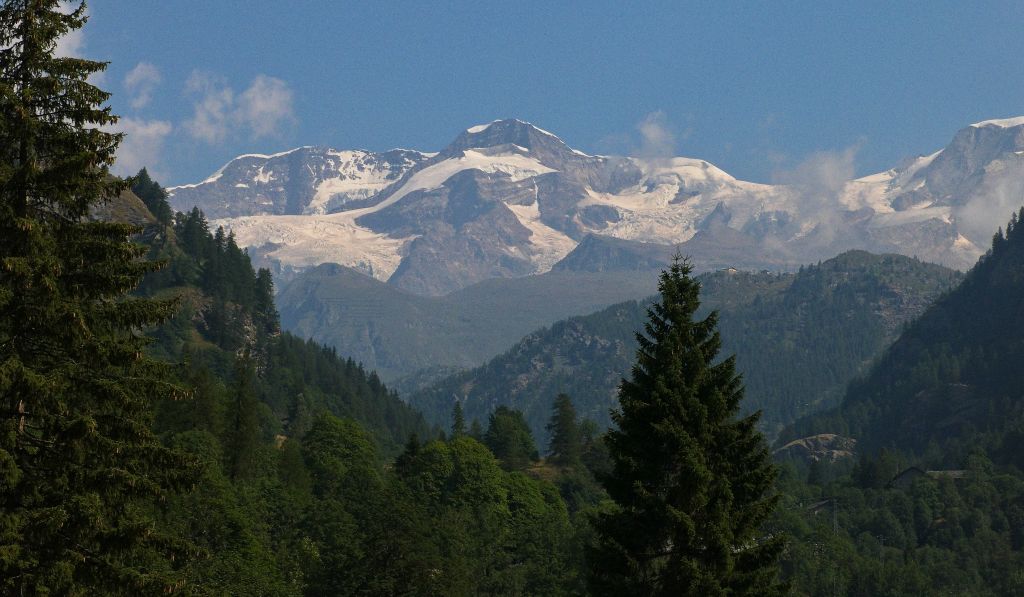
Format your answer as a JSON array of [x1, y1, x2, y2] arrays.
[[552, 235, 675, 273], [774, 434, 858, 463], [167, 147, 431, 218], [90, 188, 156, 227]]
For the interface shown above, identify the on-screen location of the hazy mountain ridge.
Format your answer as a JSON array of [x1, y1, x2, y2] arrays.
[[407, 251, 961, 445], [166, 117, 1024, 295], [276, 263, 662, 382], [168, 146, 432, 218], [781, 206, 1024, 465]]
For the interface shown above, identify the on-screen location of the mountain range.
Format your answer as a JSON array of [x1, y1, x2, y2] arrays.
[[781, 206, 1024, 467], [405, 251, 960, 445], [277, 264, 661, 382], [168, 117, 1024, 295]]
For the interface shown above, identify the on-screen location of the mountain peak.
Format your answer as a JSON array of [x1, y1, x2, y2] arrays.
[[969, 116, 1024, 129], [465, 118, 559, 137], [167, 146, 432, 218], [445, 118, 588, 158]]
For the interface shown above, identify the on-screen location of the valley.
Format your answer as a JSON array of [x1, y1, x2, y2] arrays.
[[9, 3, 1024, 592]]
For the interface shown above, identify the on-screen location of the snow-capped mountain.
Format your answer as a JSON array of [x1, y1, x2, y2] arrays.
[[168, 146, 432, 217], [168, 117, 1024, 295]]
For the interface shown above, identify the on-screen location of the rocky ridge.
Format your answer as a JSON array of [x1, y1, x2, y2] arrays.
[[170, 117, 1024, 295]]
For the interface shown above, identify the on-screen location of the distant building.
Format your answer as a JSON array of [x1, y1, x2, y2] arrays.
[[889, 467, 967, 489], [805, 498, 835, 515], [926, 469, 967, 480], [889, 467, 927, 489]]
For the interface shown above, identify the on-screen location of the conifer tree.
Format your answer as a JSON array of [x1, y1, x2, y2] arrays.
[[0, 1, 192, 592], [546, 393, 582, 467], [176, 207, 210, 260], [468, 418, 483, 440], [130, 167, 172, 225], [227, 354, 260, 481], [253, 267, 279, 338], [484, 406, 538, 471], [451, 401, 466, 437], [589, 257, 784, 596]]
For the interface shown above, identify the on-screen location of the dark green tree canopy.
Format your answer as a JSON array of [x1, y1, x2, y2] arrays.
[[484, 406, 539, 471], [589, 257, 785, 596], [131, 167, 173, 225], [0, 1, 193, 592], [546, 393, 582, 467], [451, 400, 466, 437]]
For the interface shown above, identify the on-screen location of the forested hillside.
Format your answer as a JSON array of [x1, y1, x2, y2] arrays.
[[7, 5, 1024, 593], [17, 168, 1024, 595], [278, 262, 660, 381], [131, 180, 428, 453], [767, 210, 1024, 596], [108, 176, 594, 594], [784, 209, 1024, 462], [410, 251, 959, 444]]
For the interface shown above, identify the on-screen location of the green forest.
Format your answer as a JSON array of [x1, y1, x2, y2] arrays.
[[409, 250, 959, 444], [3, 2, 1024, 595]]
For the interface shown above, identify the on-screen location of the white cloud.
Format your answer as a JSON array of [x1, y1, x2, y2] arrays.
[[772, 145, 861, 246], [53, 27, 84, 58], [637, 111, 676, 160], [954, 169, 1024, 243], [52, 2, 106, 86], [111, 117, 173, 177], [53, 2, 85, 58], [183, 71, 235, 144], [237, 75, 296, 138], [123, 62, 162, 110], [629, 111, 678, 173], [774, 146, 858, 198], [184, 71, 295, 144]]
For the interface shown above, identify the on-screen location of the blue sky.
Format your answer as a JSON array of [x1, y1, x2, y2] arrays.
[[77, 1, 1024, 186]]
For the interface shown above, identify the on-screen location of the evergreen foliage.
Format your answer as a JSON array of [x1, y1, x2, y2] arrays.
[[770, 208, 1024, 595], [589, 258, 785, 595], [130, 168, 172, 225], [468, 418, 483, 440], [411, 251, 959, 445], [547, 393, 582, 467], [0, 1, 192, 592], [226, 354, 260, 481], [394, 433, 577, 594], [7, 5, 1023, 593], [784, 207, 1024, 461], [299, 414, 439, 595], [484, 406, 539, 471], [773, 453, 1024, 595], [451, 401, 466, 437]]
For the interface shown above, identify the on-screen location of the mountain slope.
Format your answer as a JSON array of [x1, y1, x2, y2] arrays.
[[112, 190, 433, 453], [551, 234, 676, 273], [276, 263, 661, 381], [782, 207, 1024, 467], [166, 117, 1024, 295], [407, 251, 960, 445], [168, 146, 432, 218]]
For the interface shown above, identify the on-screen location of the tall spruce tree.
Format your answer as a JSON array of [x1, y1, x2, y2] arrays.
[[451, 401, 466, 437], [0, 1, 192, 592], [226, 354, 260, 481], [129, 168, 172, 225], [546, 393, 582, 467], [589, 257, 784, 596], [484, 406, 538, 471]]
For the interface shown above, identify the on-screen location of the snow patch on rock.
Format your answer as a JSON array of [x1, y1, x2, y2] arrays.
[[214, 212, 415, 280], [506, 197, 577, 273], [971, 116, 1024, 129], [379, 149, 557, 207]]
